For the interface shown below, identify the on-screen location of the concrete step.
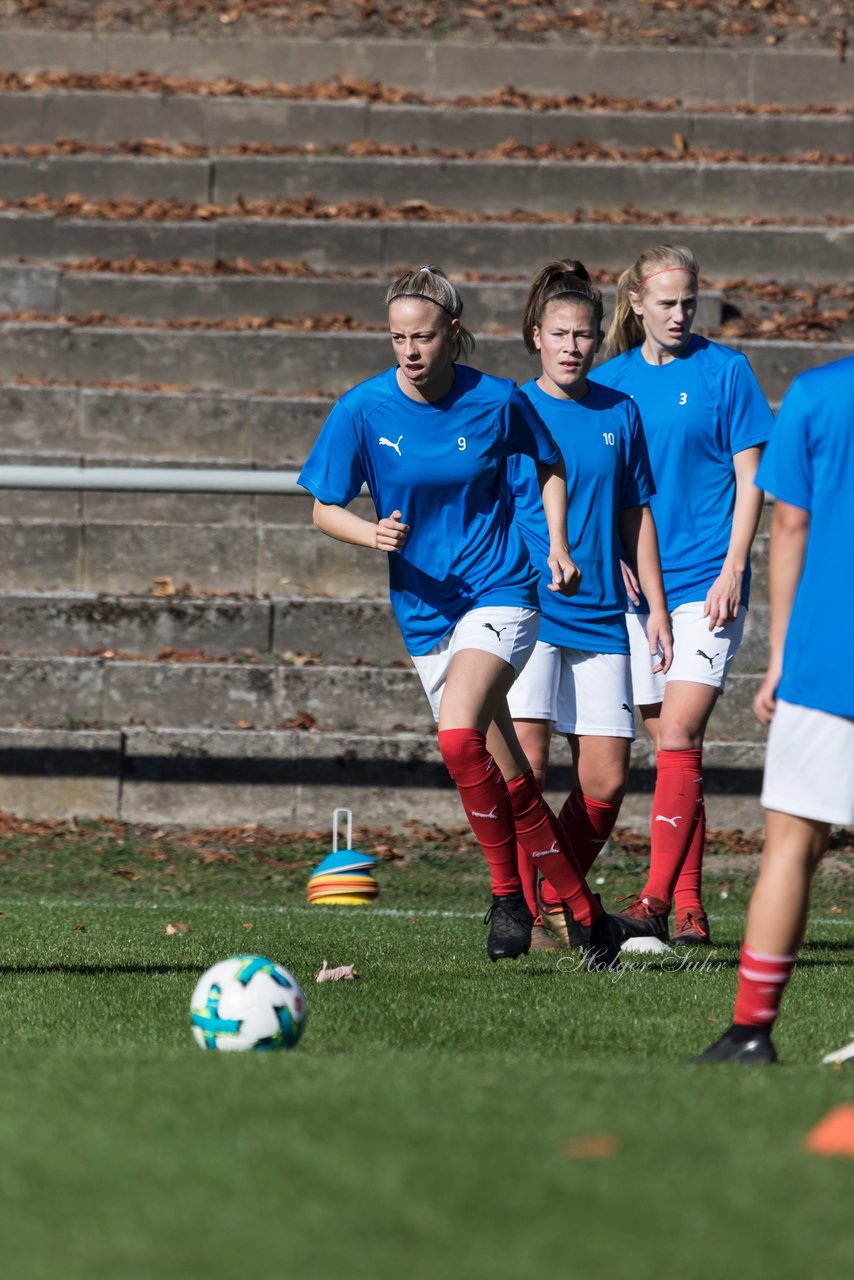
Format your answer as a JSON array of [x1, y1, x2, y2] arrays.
[[0, 384, 785, 464], [0, 265, 726, 330], [2, 30, 851, 107], [0, 520, 389, 595], [0, 653, 431, 732], [0, 589, 770, 672], [0, 384, 327, 464], [2, 91, 851, 155], [0, 324, 846, 400], [0, 516, 770, 602], [0, 724, 768, 831], [2, 212, 850, 283], [0, 152, 849, 220], [0, 651, 766, 740], [0, 591, 408, 662]]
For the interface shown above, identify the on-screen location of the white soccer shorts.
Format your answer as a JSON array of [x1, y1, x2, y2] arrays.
[[628, 600, 746, 705], [761, 698, 854, 826], [506, 640, 635, 739], [410, 606, 539, 722]]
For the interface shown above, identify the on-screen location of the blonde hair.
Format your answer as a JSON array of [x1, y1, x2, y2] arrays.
[[385, 264, 475, 361], [522, 259, 603, 355], [603, 244, 699, 359]]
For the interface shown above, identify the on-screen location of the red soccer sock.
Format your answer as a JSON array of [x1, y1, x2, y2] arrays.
[[505, 770, 602, 927], [437, 728, 520, 896], [673, 800, 706, 914], [504, 770, 540, 918], [732, 944, 797, 1029], [515, 846, 538, 919], [539, 790, 621, 908], [560, 789, 621, 878], [643, 748, 704, 907]]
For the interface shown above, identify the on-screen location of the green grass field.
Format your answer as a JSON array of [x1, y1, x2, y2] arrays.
[[0, 817, 851, 1280]]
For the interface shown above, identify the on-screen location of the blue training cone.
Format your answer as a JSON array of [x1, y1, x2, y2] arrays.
[[307, 808, 379, 906]]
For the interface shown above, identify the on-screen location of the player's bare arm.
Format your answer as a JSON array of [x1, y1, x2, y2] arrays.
[[620, 504, 672, 673], [753, 499, 809, 725], [535, 459, 581, 596], [312, 499, 410, 553], [704, 445, 764, 629]]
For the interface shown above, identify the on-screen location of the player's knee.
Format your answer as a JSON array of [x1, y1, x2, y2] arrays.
[[589, 776, 626, 806], [521, 746, 549, 789], [657, 725, 703, 752]]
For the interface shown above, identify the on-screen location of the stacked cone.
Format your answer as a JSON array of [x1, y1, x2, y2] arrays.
[[307, 848, 380, 906]]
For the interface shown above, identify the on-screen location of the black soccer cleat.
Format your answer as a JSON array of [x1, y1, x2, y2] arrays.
[[613, 893, 670, 942], [484, 891, 534, 961], [579, 909, 623, 972], [692, 1025, 778, 1065]]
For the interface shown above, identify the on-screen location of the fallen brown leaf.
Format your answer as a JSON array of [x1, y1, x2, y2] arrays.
[[315, 960, 359, 982], [281, 650, 322, 665]]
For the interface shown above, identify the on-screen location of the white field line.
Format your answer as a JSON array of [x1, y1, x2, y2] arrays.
[[2, 898, 484, 920], [2, 898, 850, 926]]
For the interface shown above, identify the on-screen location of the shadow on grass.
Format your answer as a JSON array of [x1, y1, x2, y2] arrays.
[[799, 939, 854, 952], [0, 963, 203, 976]]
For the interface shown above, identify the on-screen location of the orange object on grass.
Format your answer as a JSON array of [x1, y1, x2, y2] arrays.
[[804, 1104, 854, 1157]]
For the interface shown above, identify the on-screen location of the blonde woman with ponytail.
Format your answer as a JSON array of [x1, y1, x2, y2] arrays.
[[300, 266, 625, 969], [596, 244, 774, 947]]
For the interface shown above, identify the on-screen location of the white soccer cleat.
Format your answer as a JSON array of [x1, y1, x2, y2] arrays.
[[822, 1035, 854, 1066]]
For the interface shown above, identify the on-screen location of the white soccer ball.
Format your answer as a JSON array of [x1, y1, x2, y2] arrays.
[[190, 954, 307, 1051]]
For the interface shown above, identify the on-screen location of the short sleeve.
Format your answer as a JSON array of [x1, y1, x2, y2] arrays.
[[755, 377, 813, 512], [723, 354, 774, 455], [501, 389, 559, 464], [503, 452, 524, 500], [297, 399, 367, 506], [620, 401, 655, 510]]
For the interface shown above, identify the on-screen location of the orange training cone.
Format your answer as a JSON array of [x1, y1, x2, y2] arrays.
[[803, 1104, 854, 1157]]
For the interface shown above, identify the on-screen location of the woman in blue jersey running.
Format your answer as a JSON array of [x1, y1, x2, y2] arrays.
[[694, 354, 854, 1064], [486, 260, 672, 951], [299, 265, 624, 968], [594, 244, 773, 946]]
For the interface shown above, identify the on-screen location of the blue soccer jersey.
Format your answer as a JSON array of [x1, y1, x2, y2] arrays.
[[594, 334, 773, 610], [298, 364, 559, 655], [507, 379, 655, 653], [756, 354, 854, 718]]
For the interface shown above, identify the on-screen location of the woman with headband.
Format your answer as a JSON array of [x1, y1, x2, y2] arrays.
[[299, 265, 625, 968], [594, 244, 773, 946], [487, 259, 672, 951]]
